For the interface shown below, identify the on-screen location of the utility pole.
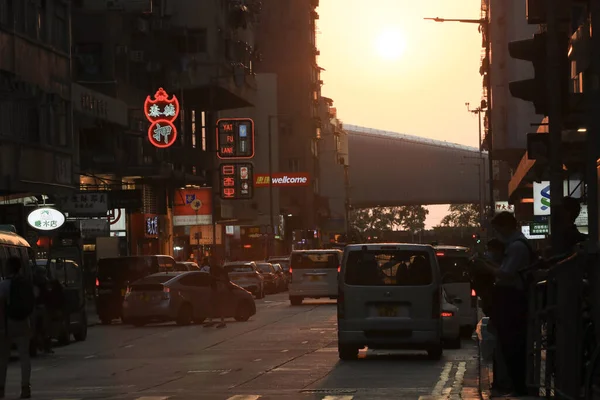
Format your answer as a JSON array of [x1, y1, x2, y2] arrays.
[[425, 14, 494, 212], [267, 115, 275, 257], [546, 0, 565, 251]]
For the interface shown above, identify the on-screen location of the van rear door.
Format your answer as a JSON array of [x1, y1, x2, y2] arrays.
[[341, 246, 440, 332], [291, 251, 340, 291]]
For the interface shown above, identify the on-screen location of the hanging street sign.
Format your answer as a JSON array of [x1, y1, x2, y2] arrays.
[[144, 87, 180, 148], [219, 163, 254, 200], [27, 208, 66, 231], [216, 118, 255, 159]]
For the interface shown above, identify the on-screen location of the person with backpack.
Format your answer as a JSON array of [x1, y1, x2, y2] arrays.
[[0, 257, 35, 399], [474, 212, 534, 396]]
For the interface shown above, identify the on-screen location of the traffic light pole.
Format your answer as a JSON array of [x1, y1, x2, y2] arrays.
[[546, 0, 565, 251]]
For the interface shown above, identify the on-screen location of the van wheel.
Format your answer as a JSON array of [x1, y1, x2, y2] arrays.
[[290, 296, 303, 306], [176, 304, 193, 326], [427, 344, 443, 360], [338, 344, 359, 360], [234, 301, 253, 322], [57, 317, 70, 346]]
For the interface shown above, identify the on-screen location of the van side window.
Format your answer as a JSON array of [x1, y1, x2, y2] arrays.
[[344, 250, 433, 286]]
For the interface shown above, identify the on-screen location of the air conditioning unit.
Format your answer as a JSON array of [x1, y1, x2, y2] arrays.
[[129, 50, 144, 62]]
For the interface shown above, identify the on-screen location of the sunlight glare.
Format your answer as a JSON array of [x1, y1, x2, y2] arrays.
[[375, 28, 407, 61]]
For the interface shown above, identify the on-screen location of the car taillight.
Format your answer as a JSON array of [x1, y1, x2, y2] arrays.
[[95, 278, 100, 287], [162, 286, 170, 299], [441, 311, 453, 317], [337, 265, 341, 273], [471, 289, 477, 307], [289, 267, 293, 283], [432, 289, 441, 319], [471, 289, 477, 297]]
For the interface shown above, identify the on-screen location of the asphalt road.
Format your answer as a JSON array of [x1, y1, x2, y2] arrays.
[[4, 293, 481, 400]]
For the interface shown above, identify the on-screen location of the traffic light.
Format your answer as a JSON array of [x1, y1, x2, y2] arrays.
[[472, 233, 481, 244], [508, 32, 569, 115]]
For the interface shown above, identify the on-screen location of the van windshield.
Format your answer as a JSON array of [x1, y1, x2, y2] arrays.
[[291, 253, 339, 269], [344, 250, 433, 286]]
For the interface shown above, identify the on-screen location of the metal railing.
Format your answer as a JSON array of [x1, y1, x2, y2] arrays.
[[526, 249, 589, 399]]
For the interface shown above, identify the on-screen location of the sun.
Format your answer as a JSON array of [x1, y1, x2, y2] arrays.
[[375, 28, 407, 61]]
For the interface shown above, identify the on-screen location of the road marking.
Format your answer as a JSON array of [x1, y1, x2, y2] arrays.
[[124, 344, 134, 348], [281, 349, 289, 353], [253, 358, 262, 362], [187, 369, 231, 374], [302, 340, 309, 344], [219, 370, 231, 375], [322, 396, 354, 400], [226, 396, 261, 400], [431, 362, 453, 396], [84, 355, 96, 359], [450, 361, 467, 395]]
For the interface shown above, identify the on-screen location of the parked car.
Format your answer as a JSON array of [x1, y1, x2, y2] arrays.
[[223, 262, 265, 299], [95, 255, 176, 324], [122, 271, 256, 326], [255, 262, 281, 293], [272, 263, 288, 291], [267, 256, 291, 281], [174, 261, 200, 271]]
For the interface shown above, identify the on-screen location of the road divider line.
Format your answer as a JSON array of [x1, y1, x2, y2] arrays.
[[253, 358, 262, 362], [322, 396, 354, 400], [225, 395, 261, 400], [134, 397, 171, 400], [281, 349, 289, 353], [302, 341, 309, 344], [450, 361, 467, 396], [431, 362, 453, 396]]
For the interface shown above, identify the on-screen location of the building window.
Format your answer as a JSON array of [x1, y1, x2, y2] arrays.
[[288, 158, 300, 172]]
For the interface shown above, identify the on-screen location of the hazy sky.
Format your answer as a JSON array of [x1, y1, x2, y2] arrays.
[[317, 0, 483, 227]]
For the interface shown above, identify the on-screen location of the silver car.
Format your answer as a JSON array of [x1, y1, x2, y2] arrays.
[[122, 271, 256, 326], [223, 262, 265, 299]]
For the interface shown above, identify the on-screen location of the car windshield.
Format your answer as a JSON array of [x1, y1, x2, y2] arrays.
[[134, 275, 175, 285], [291, 252, 339, 269], [225, 264, 254, 273], [344, 250, 433, 286], [257, 264, 272, 273]]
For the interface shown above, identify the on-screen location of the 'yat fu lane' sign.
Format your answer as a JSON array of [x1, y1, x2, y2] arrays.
[[144, 87, 180, 148]]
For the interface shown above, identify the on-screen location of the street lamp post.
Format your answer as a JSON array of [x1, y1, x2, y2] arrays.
[[425, 15, 494, 213], [466, 102, 487, 221]]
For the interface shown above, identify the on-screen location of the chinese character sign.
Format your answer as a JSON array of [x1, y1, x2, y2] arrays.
[[144, 88, 180, 148], [216, 118, 255, 159], [220, 163, 253, 200]]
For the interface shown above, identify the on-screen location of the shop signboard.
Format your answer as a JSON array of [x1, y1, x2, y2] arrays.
[[216, 118, 255, 159], [58, 192, 108, 217], [27, 208, 65, 231], [254, 173, 310, 187], [108, 208, 126, 231], [533, 180, 583, 216], [219, 163, 253, 200], [80, 219, 109, 238], [144, 87, 180, 148], [172, 188, 212, 226]]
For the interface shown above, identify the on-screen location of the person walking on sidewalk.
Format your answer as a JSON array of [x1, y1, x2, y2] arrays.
[[0, 257, 36, 399]]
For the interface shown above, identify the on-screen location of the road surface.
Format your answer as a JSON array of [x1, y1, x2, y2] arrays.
[[5, 294, 481, 400]]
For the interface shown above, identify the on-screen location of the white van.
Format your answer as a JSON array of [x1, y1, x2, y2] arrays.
[[337, 244, 447, 360], [288, 249, 342, 306], [435, 246, 478, 336]]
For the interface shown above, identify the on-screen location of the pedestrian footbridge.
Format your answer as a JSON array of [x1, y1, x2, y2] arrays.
[[345, 125, 489, 208]]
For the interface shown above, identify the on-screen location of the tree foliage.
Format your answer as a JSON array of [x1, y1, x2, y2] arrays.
[[349, 206, 430, 236], [439, 204, 481, 227]]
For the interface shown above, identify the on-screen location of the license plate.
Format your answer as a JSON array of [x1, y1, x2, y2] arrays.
[[377, 305, 399, 317], [309, 276, 322, 282]]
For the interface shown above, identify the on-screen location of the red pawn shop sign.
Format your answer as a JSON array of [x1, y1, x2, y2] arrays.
[[144, 88, 180, 148]]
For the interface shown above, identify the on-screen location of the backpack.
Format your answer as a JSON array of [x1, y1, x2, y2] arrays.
[[6, 276, 35, 321]]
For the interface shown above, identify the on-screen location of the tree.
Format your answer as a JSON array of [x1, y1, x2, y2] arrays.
[[439, 204, 481, 227], [399, 205, 429, 233], [349, 206, 429, 237]]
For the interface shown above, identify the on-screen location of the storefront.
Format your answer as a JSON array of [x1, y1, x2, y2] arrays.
[[172, 188, 213, 260]]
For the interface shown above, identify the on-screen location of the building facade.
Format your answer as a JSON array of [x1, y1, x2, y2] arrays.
[[255, 0, 323, 240]]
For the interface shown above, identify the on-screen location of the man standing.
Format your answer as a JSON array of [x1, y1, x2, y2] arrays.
[[203, 260, 229, 329], [558, 196, 587, 253], [0, 257, 35, 399], [476, 212, 532, 396]]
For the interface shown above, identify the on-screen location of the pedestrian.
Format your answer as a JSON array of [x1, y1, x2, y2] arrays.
[[203, 260, 229, 329], [0, 257, 36, 399], [32, 266, 52, 354], [199, 257, 211, 273], [474, 212, 532, 396]]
